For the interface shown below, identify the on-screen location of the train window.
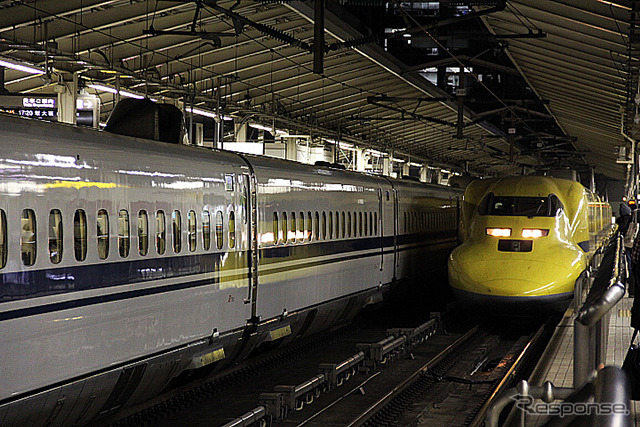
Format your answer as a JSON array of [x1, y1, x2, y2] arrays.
[[0, 210, 6, 268], [216, 211, 224, 249], [359, 212, 363, 237], [138, 210, 149, 256], [273, 212, 279, 244], [229, 211, 236, 249], [156, 211, 166, 255], [242, 176, 249, 224], [74, 209, 87, 262], [188, 210, 197, 252], [369, 212, 373, 236], [341, 212, 346, 238], [314, 211, 320, 241], [97, 209, 109, 260], [479, 193, 560, 217], [374, 212, 378, 235], [172, 210, 182, 253], [298, 211, 304, 242], [48, 209, 63, 264], [335, 211, 340, 239], [306, 212, 312, 241], [329, 212, 333, 239], [363, 212, 368, 237], [347, 212, 352, 238], [118, 209, 130, 258], [322, 212, 327, 240], [289, 212, 295, 243], [353, 211, 357, 237], [549, 195, 563, 216], [21, 209, 37, 266], [203, 211, 211, 250], [281, 212, 287, 244], [386, 191, 390, 201]]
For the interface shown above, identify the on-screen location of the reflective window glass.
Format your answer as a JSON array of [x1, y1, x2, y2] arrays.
[[188, 210, 197, 252], [229, 211, 235, 249], [0, 211, 5, 268], [172, 210, 181, 253], [118, 209, 130, 258], [138, 210, 149, 256], [48, 209, 63, 264], [21, 209, 37, 266], [203, 210, 211, 250], [273, 212, 279, 244], [74, 209, 87, 261], [97, 209, 109, 260], [216, 211, 223, 249], [156, 210, 166, 255]]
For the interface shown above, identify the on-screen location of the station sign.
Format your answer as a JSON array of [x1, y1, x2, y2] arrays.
[[0, 94, 57, 121]]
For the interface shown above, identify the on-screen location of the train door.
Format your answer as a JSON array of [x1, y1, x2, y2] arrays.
[[241, 172, 259, 322], [393, 187, 399, 277], [378, 188, 383, 271]]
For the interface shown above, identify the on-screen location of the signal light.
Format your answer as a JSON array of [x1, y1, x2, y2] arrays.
[[486, 228, 511, 237], [522, 229, 549, 238]]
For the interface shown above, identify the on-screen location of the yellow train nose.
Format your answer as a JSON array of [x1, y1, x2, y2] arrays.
[[448, 242, 586, 298]]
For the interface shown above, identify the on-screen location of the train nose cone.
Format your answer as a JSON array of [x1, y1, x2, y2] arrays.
[[450, 259, 568, 297], [448, 243, 583, 298]]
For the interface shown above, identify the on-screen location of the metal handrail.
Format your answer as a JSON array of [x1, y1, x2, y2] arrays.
[[485, 367, 631, 427], [576, 234, 625, 327]]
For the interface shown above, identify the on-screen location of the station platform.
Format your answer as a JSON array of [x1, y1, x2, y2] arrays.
[[528, 296, 639, 425]]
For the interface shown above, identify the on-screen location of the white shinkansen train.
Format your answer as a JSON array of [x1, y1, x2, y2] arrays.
[[0, 107, 459, 426]]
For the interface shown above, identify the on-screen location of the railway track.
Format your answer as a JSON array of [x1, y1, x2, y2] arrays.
[[350, 319, 557, 427], [101, 309, 555, 427]]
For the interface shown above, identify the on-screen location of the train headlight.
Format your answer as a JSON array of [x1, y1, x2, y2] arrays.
[[521, 228, 549, 238], [486, 228, 511, 237]]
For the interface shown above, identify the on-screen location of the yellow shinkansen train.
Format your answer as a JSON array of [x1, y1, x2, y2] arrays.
[[448, 175, 614, 313]]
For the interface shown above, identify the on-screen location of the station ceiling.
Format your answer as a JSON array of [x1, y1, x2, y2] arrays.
[[0, 0, 631, 181]]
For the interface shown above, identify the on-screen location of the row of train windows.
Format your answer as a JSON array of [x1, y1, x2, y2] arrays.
[[2, 208, 237, 269], [402, 210, 455, 233], [271, 211, 378, 245]]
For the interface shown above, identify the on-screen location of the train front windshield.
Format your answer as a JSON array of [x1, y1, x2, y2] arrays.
[[479, 193, 562, 217]]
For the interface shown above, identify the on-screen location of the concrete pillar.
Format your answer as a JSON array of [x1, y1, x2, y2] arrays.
[[382, 157, 391, 176], [234, 122, 247, 143], [420, 166, 428, 182], [56, 72, 78, 125], [355, 148, 366, 172], [285, 138, 298, 161]]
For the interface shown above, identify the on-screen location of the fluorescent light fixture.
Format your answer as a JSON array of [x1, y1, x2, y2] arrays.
[[249, 123, 273, 132], [185, 106, 233, 121], [87, 84, 153, 101], [391, 157, 405, 163], [0, 58, 44, 74], [275, 129, 288, 135], [408, 162, 422, 167], [367, 149, 385, 157], [339, 142, 355, 150]]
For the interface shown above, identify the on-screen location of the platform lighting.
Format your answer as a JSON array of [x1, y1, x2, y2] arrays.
[[391, 158, 406, 163], [185, 106, 232, 121], [87, 83, 148, 100], [367, 149, 385, 157], [408, 162, 422, 167], [338, 142, 355, 150], [249, 123, 273, 132], [0, 58, 44, 74]]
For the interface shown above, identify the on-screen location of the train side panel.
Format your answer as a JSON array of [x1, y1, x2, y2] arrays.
[[0, 117, 252, 413]]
